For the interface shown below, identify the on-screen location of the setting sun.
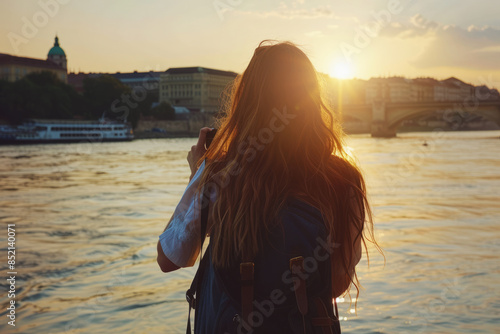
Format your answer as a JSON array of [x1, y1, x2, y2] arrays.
[[329, 61, 354, 79]]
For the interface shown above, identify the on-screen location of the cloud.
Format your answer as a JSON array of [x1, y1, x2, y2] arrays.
[[235, 4, 357, 21], [412, 24, 500, 70], [304, 30, 323, 37], [380, 14, 500, 70], [381, 14, 439, 38]]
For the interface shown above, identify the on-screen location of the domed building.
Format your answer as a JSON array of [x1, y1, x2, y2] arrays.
[[47, 36, 67, 70], [0, 35, 67, 83]]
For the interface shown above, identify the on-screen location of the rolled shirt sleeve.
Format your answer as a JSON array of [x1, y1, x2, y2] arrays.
[[159, 160, 209, 267]]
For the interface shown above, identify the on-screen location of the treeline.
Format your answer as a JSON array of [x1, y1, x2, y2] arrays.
[[0, 71, 175, 128]]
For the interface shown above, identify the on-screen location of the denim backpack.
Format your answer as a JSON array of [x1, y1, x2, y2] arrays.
[[186, 197, 341, 334]]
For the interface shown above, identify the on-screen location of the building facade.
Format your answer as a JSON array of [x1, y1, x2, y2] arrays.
[[365, 77, 390, 103], [159, 67, 238, 112], [412, 78, 437, 102], [0, 36, 67, 83], [365, 76, 479, 104], [434, 81, 461, 102], [441, 77, 475, 101]]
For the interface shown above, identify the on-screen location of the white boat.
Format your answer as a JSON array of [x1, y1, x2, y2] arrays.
[[0, 119, 134, 144]]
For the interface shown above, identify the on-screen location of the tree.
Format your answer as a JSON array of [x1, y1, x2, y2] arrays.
[[0, 71, 78, 123], [83, 75, 131, 120], [150, 102, 175, 120], [0, 71, 160, 129]]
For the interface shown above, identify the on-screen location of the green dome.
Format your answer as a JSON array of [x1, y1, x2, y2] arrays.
[[48, 36, 66, 56]]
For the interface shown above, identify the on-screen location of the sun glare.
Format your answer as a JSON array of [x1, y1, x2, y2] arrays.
[[330, 61, 354, 80]]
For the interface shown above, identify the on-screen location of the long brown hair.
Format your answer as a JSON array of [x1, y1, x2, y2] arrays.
[[199, 40, 378, 298]]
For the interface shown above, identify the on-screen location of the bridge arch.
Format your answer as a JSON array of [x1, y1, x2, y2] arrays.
[[341, 104, 372, 124], [342, 114, 367, 123], [386, 104, 500, 132]]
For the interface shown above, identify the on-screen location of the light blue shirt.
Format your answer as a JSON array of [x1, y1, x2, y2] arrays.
[[159, 160, 214, 267]]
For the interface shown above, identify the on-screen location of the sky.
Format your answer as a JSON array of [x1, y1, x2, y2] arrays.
[[1, 0, 500, 87]]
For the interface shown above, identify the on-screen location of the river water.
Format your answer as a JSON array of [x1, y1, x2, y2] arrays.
[[0, 131, 499, 334]]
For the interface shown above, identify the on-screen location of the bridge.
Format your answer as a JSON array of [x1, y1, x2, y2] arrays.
[[341, 100, 500, 137]]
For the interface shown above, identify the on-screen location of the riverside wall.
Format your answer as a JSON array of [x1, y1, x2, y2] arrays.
[[135, 115, 374, 139], [134, 113, 218, 138]]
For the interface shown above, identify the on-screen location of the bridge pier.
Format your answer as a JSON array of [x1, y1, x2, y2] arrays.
[[370, 101, 396, 137], [371, 123, 396, 138]]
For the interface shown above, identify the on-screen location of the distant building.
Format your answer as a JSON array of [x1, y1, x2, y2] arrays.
[[322, 76, 367, 106], [68, 71, 162, 95], [434, 81, 461, 102], [47, 36, 67, 71], [159, 66, 238, 112], [364, 76, 481, 103], [365, 78, 387, 103], [0, 36, 67, 83], [110, 71, 161, 93], [342, 79, 366, 104], [442, 77, 475, 101], [475, 85, 500, 101], [365, 77, 416, 103], [413, 78, 437, 102]]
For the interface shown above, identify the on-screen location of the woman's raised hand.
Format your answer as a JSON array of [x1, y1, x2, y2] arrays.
[[187, 127, 213, 179]]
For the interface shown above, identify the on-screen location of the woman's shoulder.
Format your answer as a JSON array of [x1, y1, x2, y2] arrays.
[[328, 154, 356, 171]]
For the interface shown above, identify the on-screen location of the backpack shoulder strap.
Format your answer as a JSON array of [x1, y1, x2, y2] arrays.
[[290, 256, 308, 333], [240, 262, 255, 321], [186, 167, 211, 333]]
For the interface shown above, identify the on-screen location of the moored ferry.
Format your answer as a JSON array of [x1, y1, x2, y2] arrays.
[[0, 119, 134, 144]]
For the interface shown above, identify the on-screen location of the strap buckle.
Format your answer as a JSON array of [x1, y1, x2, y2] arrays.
[[186, 289, 196, 309]]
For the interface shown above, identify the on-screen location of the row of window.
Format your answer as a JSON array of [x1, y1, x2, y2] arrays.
[[0, 67, 66, 82], [52, 127, 123, 131], [168, 75, 193, 81], [13, 68, 27, 76], [163, 84, 200, 91], [59, 132, 126, 138], [2, 67, 60, 77], [166, 91, 195, 97], [160, 84, 227, 97], [60, 133, 101, 138], [162, 83, 227, 91]]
